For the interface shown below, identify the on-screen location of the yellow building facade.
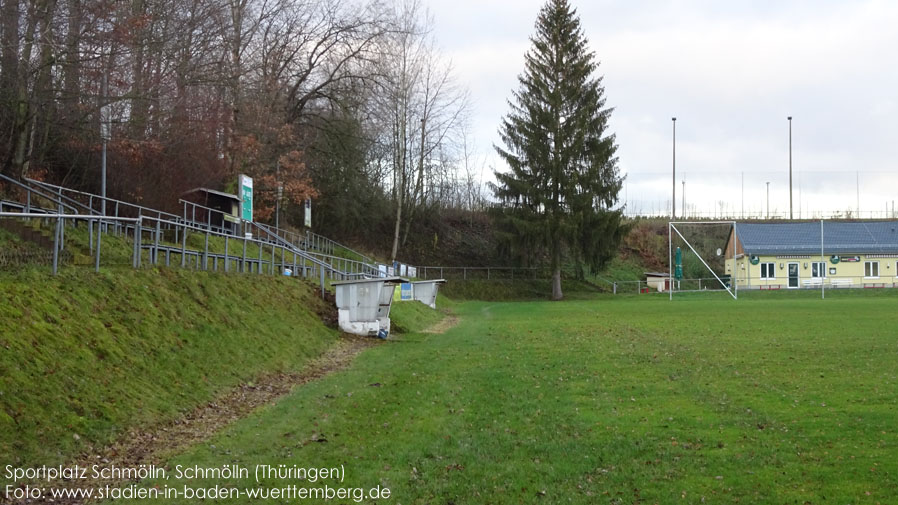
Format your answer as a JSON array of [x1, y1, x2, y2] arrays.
[[724, 222, 898, 290]]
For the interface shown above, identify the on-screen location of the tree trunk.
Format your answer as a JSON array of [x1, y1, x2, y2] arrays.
[[9, 0, 40, 177], [62, 0, 81, 101], [551, 238, 563, 300], [390, 189, 402, 264], [552, 267, 563, 301], [401, 116, 426, 247]]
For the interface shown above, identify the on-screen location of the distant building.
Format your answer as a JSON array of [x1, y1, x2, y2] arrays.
[[644, 272, 670, 292], [724, 221, 898, 289]]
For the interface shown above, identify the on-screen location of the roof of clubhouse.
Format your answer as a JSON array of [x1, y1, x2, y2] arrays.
[[734, 221, 898, 255]]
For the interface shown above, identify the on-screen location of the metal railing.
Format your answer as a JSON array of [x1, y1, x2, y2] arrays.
[[609, 277, 729, 294], [254, 222, 377, 265], [249, 222, 378, 278], [0, 179, 375, 294], [27, 178, 179, 221], [0, 211, 367, 293], [415, 265, 546, 280], [174, 197, 379, 275]]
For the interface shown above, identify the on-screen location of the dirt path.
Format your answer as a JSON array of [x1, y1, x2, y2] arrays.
[[10, 335, 377, 505], [422, 314, 459, 334]]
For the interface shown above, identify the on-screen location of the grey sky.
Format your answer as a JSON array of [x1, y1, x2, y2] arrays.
[[427, 0, 898, 218]]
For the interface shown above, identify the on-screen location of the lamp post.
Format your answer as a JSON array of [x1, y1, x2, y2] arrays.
[[766, 181, 770, 219], [100, 73, 109, 217], [672, 117, 677, 219], [788, 116, 793, 220], [681, 180, 685, 217]]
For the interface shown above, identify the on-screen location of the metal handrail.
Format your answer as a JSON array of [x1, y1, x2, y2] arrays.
[[21, 177, 104, 216], [254, 221, 377, 265], [252, 222, 378, 275], [0, 173, 82, 214], [247, 221, 373, 279], [27, 178, 178, 220]]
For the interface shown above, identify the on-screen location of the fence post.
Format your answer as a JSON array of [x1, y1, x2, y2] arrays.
[[224, 236, 229, 273], [258, 242, 263, 275], [132, 219, 141, 269], [242, 236, 248, 273], [94, 219, 102, 273], [181, 224, 188, 267], [202, 229, 210, 270], [52, 215, 61, 275], [153, 217, 161, 265], [88, 200, 94, 254], [320, 265, 325, 298], [57, 198, 65, 251]]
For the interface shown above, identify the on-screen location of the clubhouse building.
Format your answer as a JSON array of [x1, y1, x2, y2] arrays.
[[724, 221, 898, 289]]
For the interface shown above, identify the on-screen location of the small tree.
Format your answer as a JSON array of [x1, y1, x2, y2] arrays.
[[492, 0, 625, 300]]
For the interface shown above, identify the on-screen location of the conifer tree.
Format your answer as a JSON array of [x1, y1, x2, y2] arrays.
[[492, 0, 625, 300]]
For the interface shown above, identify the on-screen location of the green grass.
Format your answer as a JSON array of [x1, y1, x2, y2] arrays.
[[0, 267, 338, 475], [442, 278, 601, 301], [107, 290, 898, 504], [389, 298, 446, 333]]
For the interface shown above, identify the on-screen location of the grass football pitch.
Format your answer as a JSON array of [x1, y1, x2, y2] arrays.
[[117, 291, 898, 504]]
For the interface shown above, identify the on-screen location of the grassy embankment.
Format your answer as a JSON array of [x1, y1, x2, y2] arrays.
[[111, 288, 898, 505], [0, 264, 340, 476]]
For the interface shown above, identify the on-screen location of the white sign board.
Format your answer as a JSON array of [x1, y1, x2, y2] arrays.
[[100, 105, 112, 140]]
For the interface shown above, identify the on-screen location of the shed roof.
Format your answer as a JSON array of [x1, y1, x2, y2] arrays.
[[182, 187, 241, 203], [331, 276, 409, 286], [735, 221, 898, 255]]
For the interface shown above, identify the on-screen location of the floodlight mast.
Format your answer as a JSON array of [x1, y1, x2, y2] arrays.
[[788, 116, 793, 220], [671, 117, 677, 220]]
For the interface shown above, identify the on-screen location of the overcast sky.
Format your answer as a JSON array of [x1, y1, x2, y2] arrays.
[[426, 0, 898, 218]]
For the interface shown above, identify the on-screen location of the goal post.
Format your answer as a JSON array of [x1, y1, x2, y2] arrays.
[[668, 221, 738, 300]]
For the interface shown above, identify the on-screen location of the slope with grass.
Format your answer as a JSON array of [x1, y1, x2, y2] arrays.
[[109, 289, 897, 505], [0, 267, 340, 476]]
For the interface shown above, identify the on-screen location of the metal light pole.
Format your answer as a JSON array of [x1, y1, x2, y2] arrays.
[[766, 181, 770, 219], [681, 180, 685, 217], [788, 116, 793, 220], [672, 117, 677, 219], [274, 160, 281, 229], [100, 73, 109, 217]]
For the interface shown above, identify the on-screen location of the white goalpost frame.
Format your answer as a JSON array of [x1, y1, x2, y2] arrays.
[[668, 221, 738, 301]]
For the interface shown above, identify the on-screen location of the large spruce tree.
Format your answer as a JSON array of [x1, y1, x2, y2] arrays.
[[492, 0, 625, 300]]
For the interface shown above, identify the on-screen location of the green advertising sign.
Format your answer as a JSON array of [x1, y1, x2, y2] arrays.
[[239, 174, 253, 222]]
